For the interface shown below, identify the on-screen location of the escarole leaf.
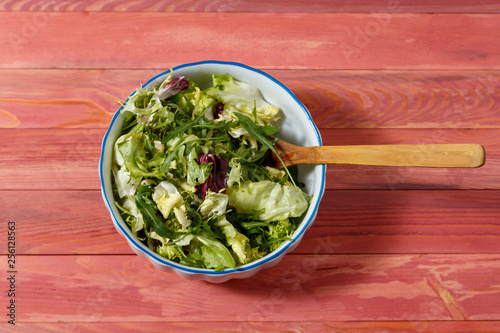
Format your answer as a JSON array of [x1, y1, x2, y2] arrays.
[[235, 112, 296, 187], [135, 186, 177, 240]]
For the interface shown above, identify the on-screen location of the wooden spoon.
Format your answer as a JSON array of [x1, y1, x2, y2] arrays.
[[269, 140, 485, 168]]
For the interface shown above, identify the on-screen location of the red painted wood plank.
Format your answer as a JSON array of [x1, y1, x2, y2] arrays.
[[0, 69, 150, 128], [2, 189, 499, 255], [289, 70, 500, 130], [304, 189, 500, 253], [0, 128, 103, 190], [1, 254, 499, 321], [0, 0, 499, 13], [0, 128, 497, 190], [314, 189, 500, 227], [0, 13, 499, 70], [3, 321, 500, 332], [0, 190, 131, 255], [302, 229, 500, 255], [2, 69, 499, 129]]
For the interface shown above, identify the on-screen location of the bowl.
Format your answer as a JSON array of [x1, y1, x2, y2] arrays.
[[99, 60, 326, 283]]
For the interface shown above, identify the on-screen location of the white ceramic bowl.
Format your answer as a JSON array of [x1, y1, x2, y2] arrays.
[[99, 61, 326, 283]]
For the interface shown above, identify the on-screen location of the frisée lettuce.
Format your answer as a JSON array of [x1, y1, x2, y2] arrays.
[[112, 72, 310, 270]]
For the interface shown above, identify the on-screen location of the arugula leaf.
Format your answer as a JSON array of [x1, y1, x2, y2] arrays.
[[162, 103, 211, 144], [235, 112, 296, 187], [135, 186, 177, 240]]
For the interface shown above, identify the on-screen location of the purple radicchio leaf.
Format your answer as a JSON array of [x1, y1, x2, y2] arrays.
[[214, 101, 224, 119], [197, 154, 229, 199], [137, 113, 150, 125], [155, 76, 189, 100]]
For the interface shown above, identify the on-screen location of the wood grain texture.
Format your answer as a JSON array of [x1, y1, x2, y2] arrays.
[[0, 128, 497, 191], [0, 0, 499, 13], [276, 142, 485, 168], [322, 128, 500, 190], [2, 69, 499, 129], [3, 321, 500, 332], [0, 5, 499, 330], [0, 128, 103, 190], [0, 69, 156, 129], [0, 254, 499, 322], [0, 190, 131, 255], [1, 189, 499, 255], [0, 13, 499, 70], [288, 70, 500, 130]]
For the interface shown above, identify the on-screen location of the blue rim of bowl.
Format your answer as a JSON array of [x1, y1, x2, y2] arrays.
[[99, 60, 326, 276]]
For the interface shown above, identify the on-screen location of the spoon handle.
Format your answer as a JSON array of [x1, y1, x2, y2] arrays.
[[308, 144, 485, 168]]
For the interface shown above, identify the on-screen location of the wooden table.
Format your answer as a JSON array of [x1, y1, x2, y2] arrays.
[[1, 1, 500, 332]]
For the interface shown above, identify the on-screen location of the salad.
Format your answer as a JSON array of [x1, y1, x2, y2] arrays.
[[112, 71, 310, 270]]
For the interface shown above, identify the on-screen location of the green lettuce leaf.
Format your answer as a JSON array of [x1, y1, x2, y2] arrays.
[[186, 148, 212, 187], [196, 234, 236, 270], [152, 181, 184, 220], [117, 132, 165, 180], [227, 180, 309, 222], [198, 191, 251, 264], [178, 86, 216, 119], [206, 74, 279, 125], [266, 219, 294, 251], [156, 242, 186, 262], [214, 216, 251, 264]]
